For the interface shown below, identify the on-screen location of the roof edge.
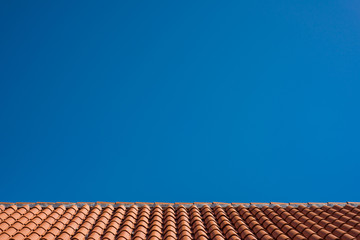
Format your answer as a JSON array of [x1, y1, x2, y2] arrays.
[[0, 202, 359, 208]]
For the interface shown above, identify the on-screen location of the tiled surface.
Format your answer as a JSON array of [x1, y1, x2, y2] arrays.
[[0, 203, 359, 240]]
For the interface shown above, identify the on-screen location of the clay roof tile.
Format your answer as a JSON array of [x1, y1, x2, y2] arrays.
[[0, 202, 358, 240]]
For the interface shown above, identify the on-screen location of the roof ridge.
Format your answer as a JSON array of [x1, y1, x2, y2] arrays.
[[0, 202, 359, 208]]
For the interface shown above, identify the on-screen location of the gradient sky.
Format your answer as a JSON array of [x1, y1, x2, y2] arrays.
[[1, 1, 360, 203]]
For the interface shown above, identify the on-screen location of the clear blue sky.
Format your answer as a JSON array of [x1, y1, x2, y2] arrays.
[[1, 1, 359, 203]]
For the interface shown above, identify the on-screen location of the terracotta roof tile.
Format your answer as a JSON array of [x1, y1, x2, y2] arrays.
[[135, 203, 153, 207], [115, 202, 134, 205], [0, 203, 359, 240]]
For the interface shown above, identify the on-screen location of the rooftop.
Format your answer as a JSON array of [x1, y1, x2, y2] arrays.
[[0, 202, 359, 240]]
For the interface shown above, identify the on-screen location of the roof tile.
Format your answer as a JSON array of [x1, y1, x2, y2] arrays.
[[0, 202, 359, 240]]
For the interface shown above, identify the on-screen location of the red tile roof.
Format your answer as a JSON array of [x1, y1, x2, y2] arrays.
[[0, 202, 359, 240]]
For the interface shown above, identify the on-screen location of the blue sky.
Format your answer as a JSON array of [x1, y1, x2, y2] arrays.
[[1, 1, 359, 203]]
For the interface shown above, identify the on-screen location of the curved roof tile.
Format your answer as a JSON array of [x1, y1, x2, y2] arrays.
[[0, 203, 358, 240]]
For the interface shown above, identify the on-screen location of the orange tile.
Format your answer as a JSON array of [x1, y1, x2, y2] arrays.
[[289, 202, 307, 206], [154, 202, 174, 206], [0, 202, 357, 240], [212, 202, 230, 205], [174, 202, 193, 205]]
